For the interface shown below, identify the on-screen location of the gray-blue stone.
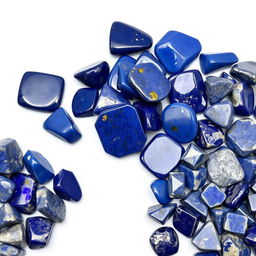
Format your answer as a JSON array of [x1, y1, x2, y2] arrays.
[[0, 224, 25, 248], [248, 194, 256, 213], [236, 203, 255, 227], [223, 212, 248, 235], [0, 175, 15, 203], [0, 244, 26, 256], [168, 172, 185, 199], [0, 204, 23, 229]]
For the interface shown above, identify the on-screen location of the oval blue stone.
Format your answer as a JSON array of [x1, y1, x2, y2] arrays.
[[151, 179, 172, 205]]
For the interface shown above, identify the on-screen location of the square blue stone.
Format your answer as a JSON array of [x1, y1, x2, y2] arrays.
[[224, 212, 248, 235]]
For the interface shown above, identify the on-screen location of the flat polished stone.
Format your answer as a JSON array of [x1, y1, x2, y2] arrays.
[[0, 244, 25, 256], [248, 194, 256, 213], [168, 172, 185, 199], [224, 212, 248, 235], [0, 175, 15, 203], [151, 179, 172, 205], [238, 156, 256, 183], [0, 203, 23, 229]]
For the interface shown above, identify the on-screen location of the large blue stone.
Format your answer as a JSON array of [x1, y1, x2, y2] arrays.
[[238, 156, 256, 183], [95, 105, 146, 157], [0, 244, 25, 256], [0, 175, 15, 203], [110, 21, 152, 55], [245, 224, 256, 247], [224, 212, 248, 235], [151, 179, 172, 205], [236, 203, 255, 227], [0, 204, 23, 229], [169, 70, 207, 113], [140, 133, 184, 179], [162, 103, 198, 143], [168, 172, 185, 199], [155, 31, 201, 74], [18, 71, 64, 112]]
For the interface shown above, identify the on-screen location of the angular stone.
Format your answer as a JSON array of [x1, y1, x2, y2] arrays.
[[0, 244, 25, 256], [151, 179, 172, 205], [224, 212, 248, 235], [248, 194, 256, 213], [168, 172, 185, 199], [0, 224, 25, 248], [220, 71, 237, 84], [245, 224, 256, 247], [238, 156, 256, 183], [0, 204, 23, 229], [236, 203, 255, 227], [0, 175, 15, 203]]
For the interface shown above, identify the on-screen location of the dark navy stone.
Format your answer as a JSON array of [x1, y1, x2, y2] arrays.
[[245, 224, 256, 247], [168, 69, 207, 113], [0, 244, 25, 256], [140, 133, 184, 179], [151, 179, 172, 205], [162, 103, 198, 143], [195, 253, 219, 256], [250, 174, 256, 192], [74, 61, 109, 89], [53, 169, 82, 202], [0, 204, 23, 229], [155, 31, 202, 74], [10, 173, 37, 214], [168, 172, 185, 199], [248, 194, 256, 213], [18, 71, 64, 112], [110, 21, 152, 55], [95, 105, 146, 157], [195, 120, 224, 150], [0, 175, 15, 203], [238, 156, 256, 183], [224, 212, 248, 235], [72, 88, 99, 117], [236, 203, 255, 227], [26, 216, 54, 249], [150, 227, 179, 256], [129, 63, 170, 102], [220, 71, 237, 84], [43, 107, 82, 143]]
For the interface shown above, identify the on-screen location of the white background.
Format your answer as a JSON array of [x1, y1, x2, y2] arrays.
[[0, 0, 256, 255]]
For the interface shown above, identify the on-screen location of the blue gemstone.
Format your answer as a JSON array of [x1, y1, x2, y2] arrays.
[[245, 224, 256, 247], [72, 88, 99, 117], [26, 216, 54, 249], [0, 138, 23, 174], [110, 21, 152, 55], [0, 204, 23, 229], [162, 103, 198, 144], [43, 107, 82, 143], [53, 169, 82, 202], [173, 205, 199, 238], [195, 253, 220, 256], [151, 179, 172, 205], [129, 63, 170, 102], [224, 212, 248, 235], [155, 31, 201, 74], [200, 52, 238, 74], [95, 105, 146, 157], [195, 120, 224, 150], [238, 157, 256, 183], [74, 61, 109, 89], [220, 71, 237, 84], [0, 244, 25, 256], [236, 203, 255, 227], [169, 70, 207, 113], [23, 150, 54, 184], [18, 71, 64, 112], [133, 101, 162, 131], [168, 172, 185, 199], [0, 175, 15, 203], [140, 133, 184, 179], [10, 173, 37, 214], [150, 227, 179, 256], [248, 194, 256, 213]]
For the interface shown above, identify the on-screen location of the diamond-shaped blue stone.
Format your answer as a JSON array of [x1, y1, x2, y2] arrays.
[[168, 172, 185, 199]]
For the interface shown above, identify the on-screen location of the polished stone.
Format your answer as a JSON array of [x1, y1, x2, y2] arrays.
[[43, 107, 82, 143], [168, 172, 185, 199], [248, 194, 256, 213], [140, 133, 184, 179], [245, 224, 256, 247], [155, 31, 201, 73], [238, 156, 256, 183], [220, 71, 237, 84], [0, 175, 15, 203], [236, 203, 255, 227], [224, 212, 248, 235], [0, 203, 23, 229], [95, 105, 146, 157], [195, 253, 220, 256], [151, 179, 172, 205], [0, 244, 25, 256], [251, 176, 256, 193]]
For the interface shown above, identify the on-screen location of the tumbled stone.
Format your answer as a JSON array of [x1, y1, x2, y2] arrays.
[[0, 244, 25, 256], [0, 175, 15, 203], [0, 224, 25, 248], [0, 204, 23, 229], [195, 253, 220, 256], [168, 172, 185, 199], [236, 203, 255, 227], [245, 224, 256, 247], [224, 212, 248, 235], [220, 71, 237, 84], [248, 194, 256, 213], [151, 179, 172, 205], [238, 156, 256, 183]]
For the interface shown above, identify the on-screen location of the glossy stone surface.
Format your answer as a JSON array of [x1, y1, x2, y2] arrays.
[[0, 175, 15, 203], [0, 244, 25, 256], [37, 186, 66, 223], [248, 194, 256, 213], [72, 88, 99, 117], [155, 31, 201, 74], [23, 150, 54, 184], [53, 169, 82, 201], [168, 172, 185, 199], [200, 52, 238, 74], [129, 63, 170, 102], [204, 100, 234, 129], [168, 70, 207, 113], [150, 227, 179, 256], [26, 216, 54, 249], [0, 204, 23, 229], [238, 156, 256, 183], [95, 105, 146, 157], [162, 103, 198, 143], [0, 138, 23, 174], [43, 107, 82, 143], [74, 61, 109, 89], [207, 147, 244, 187], [226, 118, 256, 157], [205, 76, 234, 104], [10, 173, 37, 214], [148, 203, 177, 225], [195, 120, 224, 150], [245, 224, 256, 247], [151, 179, 171, 205], [133, 101, 162, 131], [220, 71, 237, 84], [224, 212, 248, 235], [140, 133, 184, 179], [192, 221, 221, 251], [110, 21, 152, 55], [236, 203, 255, 227], [18, 71, 64, 112]]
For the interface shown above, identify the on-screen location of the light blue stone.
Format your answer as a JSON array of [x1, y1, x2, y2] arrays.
[[248, 194, 256, 213], [0, 204, 23, 229], [224, 212, 248, 235], [151, 179, 172, 205], [238, 156, 256, 183], [0, 175, 15, 203], [168, 172, 185, 199]]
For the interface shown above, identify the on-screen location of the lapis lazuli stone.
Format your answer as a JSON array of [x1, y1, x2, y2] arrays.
[[129, 63, 170, 102], [155, 31, 202, 74], [133, 101, 162, 131], [238, 156, 256, 183], [248, 194, 256, 213], [110, 21, 152, 55], [245, 224, 256, 247], [43, 107, 82, 143], [168, 172, 185, 199], [0, 244, 25, 256], [169, 69, 207, 113], [10, 173, 37, 214], [140, 133, 184, 179], [220, 71, 237, 84], [54, 169, 82, 202], [236, 203, 255, 227], [18, 71, 64, 112], [162, 103, 198, 144], [74, 61, 109, 89], [95, 105, 146, 157], [0, 138, 23, 174], [150, 227, 179, 256], [72, 88, 99, 117], [26, 216, 54, 249], [173, 205, 199, 238], [0, 204, 23, 229], [200, 52, 238, 74], [151, 179, 172, 205], [23, 150, 54, 184], [224, 212, 248, 235], [195, 120, 224, 150], [195, 253, 219, 256], [0, 175, 15, 203]]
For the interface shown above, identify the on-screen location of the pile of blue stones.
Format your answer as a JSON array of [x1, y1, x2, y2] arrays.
[[16, 21, 256, 255], [0, 138, 82, 255]]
